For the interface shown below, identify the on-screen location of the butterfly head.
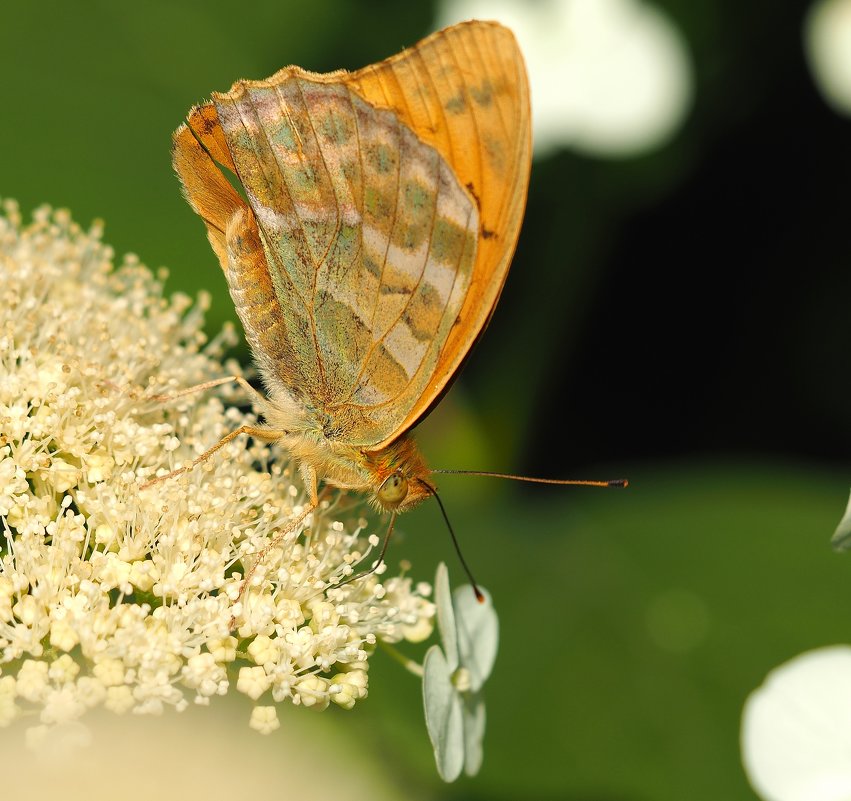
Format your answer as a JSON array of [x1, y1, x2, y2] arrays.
[[365, 435, 433, 513], [374, 470, 435, 512]]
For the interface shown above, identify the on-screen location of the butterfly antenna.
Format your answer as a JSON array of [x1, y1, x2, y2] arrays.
[[432, 469, 628, 488], [418, 480, 484, 603]]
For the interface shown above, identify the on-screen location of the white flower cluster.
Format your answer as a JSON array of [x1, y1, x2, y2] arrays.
[[0, 200, 434, 739]]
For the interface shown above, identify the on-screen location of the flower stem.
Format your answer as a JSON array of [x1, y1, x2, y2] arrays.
[[379, 641, 424, 677]]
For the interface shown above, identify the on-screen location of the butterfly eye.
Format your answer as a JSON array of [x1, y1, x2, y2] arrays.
[[378, 472, 409, 507]]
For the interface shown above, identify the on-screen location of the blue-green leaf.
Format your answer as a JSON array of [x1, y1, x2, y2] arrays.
[[434, 562, 459, 671], [462, 695, 486, 777], [423, 644, 464, 781], [453, 585, 499, 692]]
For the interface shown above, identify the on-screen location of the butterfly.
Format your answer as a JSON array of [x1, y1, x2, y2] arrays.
[[170, 21, 531, 524]]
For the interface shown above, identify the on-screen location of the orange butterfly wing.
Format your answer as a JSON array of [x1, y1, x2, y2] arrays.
[[345, 21, 532, 449], [172, 21, 530, 452]]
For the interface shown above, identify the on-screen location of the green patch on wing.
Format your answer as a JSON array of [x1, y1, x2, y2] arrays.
[[365, 187, 393, 219], [320, 110, 352, 144], [432, 217, 471, 264], [405, 180, 431, 212], [393, 180, 436, 251], [363, 254, 382, 278], [314, 294, 372, 389], [292, 165, 317, 192], [470, 80, 493, 107], [367, 143, 396, 174], [445, 94, 466, 114], [272, 121, 298, 150], [326, 224, 360, 272]]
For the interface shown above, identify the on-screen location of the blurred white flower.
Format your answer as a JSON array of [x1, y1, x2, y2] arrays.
[[0, 702, 420, 800], [422, 562, 498, 782], [742, 646, 851, 801], [0, 200, 434, 738], [831, 488, 851, 549], [437, 0, 693, 157], [805, 0, 851, 116]]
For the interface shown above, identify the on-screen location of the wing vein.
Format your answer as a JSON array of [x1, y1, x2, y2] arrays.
[[292, 78, 343, 299], [341, 141, 441, 407], [365, 64, 407, 334]]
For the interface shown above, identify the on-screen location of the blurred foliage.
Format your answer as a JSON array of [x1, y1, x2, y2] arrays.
[[1, 1, 849, 800], [356, 463, 850, 801]]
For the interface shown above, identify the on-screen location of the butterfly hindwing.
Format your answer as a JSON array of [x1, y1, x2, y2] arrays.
[[190, 74, 477, 446], [345, 22, 532, 448]]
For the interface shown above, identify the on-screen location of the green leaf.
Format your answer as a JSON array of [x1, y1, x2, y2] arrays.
[[831, 489, 851, 550], [423, 644, 464, 782]]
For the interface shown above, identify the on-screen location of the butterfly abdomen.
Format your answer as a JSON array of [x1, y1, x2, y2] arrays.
[[223, 208, 308, 396]]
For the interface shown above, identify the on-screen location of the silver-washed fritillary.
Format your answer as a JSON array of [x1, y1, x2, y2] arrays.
[[171, 20, 532, 515]]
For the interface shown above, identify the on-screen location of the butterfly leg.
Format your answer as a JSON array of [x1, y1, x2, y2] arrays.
[[139, 424, 284, 489], [299, 462, 321, 507], [146, 374, 267, 407], [97, 374, 266, 409]]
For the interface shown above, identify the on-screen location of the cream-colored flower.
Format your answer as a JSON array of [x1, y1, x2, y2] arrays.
[[249, 704, 280, 734], [330, 668, 369, 710], [0, 200, 434, 739]]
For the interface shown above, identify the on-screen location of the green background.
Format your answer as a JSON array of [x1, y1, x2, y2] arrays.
[[1, 1, 848, 799]]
